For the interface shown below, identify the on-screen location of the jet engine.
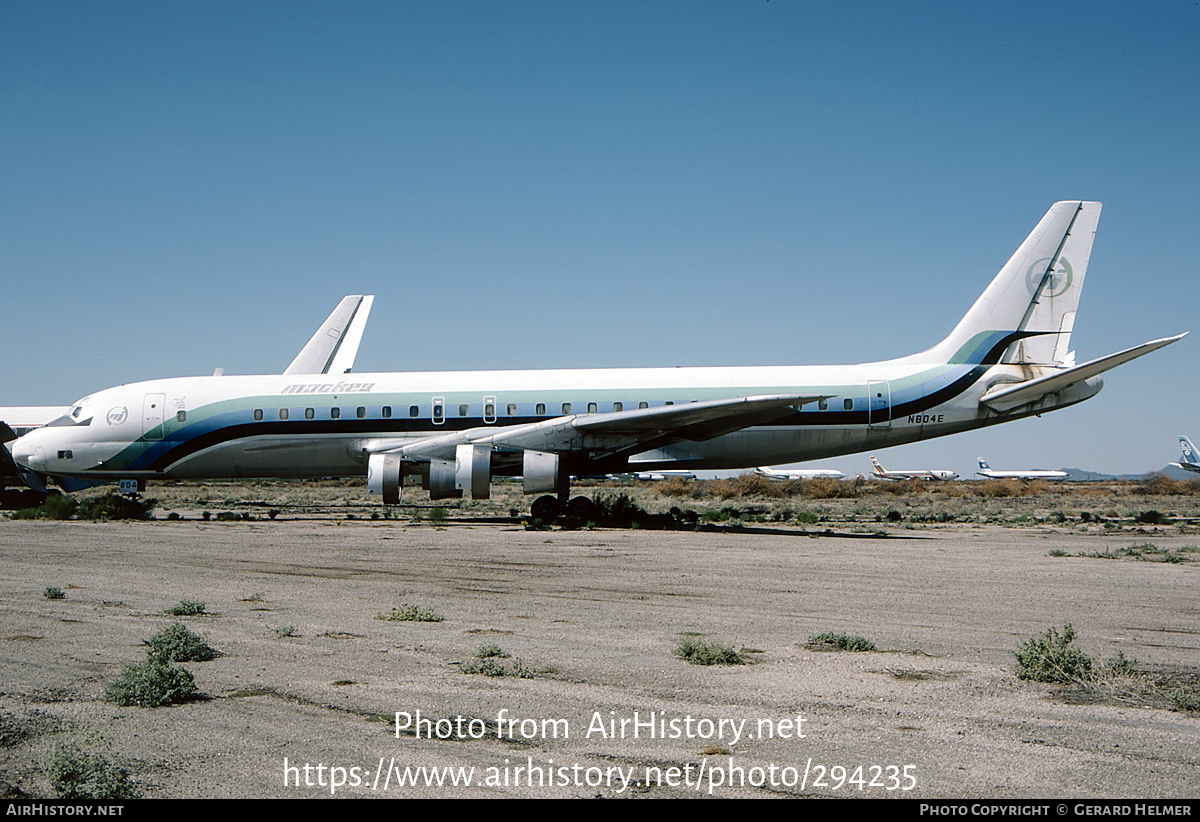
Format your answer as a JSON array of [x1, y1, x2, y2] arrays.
[[427, 458, 461, 500], [367, 453, 403, 504], [522, 450, 562, 494]]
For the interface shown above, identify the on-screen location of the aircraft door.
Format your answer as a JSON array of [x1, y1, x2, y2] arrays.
[[143, 393, 165, 441], [867, 381, 891, 428]]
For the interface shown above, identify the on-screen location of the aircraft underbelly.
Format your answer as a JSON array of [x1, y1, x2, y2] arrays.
[[627, 415, 987, 470], [164, 435, 364, 479]]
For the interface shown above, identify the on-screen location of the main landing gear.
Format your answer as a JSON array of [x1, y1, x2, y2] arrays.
[[529, 494, 598, 522]]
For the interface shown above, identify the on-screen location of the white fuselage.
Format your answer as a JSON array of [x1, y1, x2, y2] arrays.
[[11, 357, 1101, 484], [976, 469, 1068, 479]]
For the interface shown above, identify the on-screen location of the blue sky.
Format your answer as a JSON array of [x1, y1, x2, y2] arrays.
[[2, 1, 1197, 477]]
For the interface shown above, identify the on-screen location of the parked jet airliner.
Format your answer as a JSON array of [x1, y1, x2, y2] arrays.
[[869, 456, 958, 481], [755, 466, 846, 480], [618, 470, 698, 481], [10, 201, 1185, 520], [975, 458, 1067, 480]]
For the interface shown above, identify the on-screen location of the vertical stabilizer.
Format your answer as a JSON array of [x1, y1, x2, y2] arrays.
[[284, 295, 375, 375], [1179, 437, 1200, 471], [926, 201, 1101, 365]]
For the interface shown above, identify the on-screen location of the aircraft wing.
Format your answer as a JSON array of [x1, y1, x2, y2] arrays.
[[283, 295, 375, 375], [980, 333, 1186, 414], [383, 393, 827, 463]]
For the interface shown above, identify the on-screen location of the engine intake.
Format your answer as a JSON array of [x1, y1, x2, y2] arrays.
[[367, 453, 403, 504]]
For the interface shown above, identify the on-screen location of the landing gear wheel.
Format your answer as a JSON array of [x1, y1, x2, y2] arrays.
[[565, 496, 597, 521], [530, 495, 561, 522]]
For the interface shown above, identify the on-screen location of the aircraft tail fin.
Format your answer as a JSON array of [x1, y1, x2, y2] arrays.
[[927, 201, 1101, 366], [870, 455, 884, 474], [284, 295, 375, 375], [1179, 436, 1200, 470], [978, 457, 990, 470]]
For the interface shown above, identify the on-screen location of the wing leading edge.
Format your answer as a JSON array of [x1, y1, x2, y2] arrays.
[[381, 393, 828, 463]]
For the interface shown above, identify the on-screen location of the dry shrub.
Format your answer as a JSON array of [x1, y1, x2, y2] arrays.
[[974, 479, 1024, 498], [935, 482, 971, 498], [708, 475, 787, 499], [656, 475, 859, 501], [871, 478, 926, 496], [1137, 473, 1181, 495], [1022, 479, 1053, 496], [796, 476, 859, 499], [657, 477, 695, 497]]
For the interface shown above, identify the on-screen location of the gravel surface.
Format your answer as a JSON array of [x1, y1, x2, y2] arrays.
[[1, 516, 1196, 798]]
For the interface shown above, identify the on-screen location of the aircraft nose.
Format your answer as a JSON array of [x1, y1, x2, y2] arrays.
[[10, 436, 45, 471]]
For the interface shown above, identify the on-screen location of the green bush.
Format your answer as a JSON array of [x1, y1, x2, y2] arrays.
[[592, 492, 652, 526], [143, 623, 219, 662], [44, 736, 141, 800], [43, 586, 66, 599], [1014, 624, 1094, 683], [460, 658, 508, 676], [105, 655, 198, 707], [10, 494, 77, 520], [1134, 510, 1172, 525], [674, 637, 745, 666], [1169, 687, 1200, 713], [164, 599, 206, 616], [808, 632, 877, 652], [377, 603, 443, 622], [75, 494, 155, 521], [461, 655, 534, 678]]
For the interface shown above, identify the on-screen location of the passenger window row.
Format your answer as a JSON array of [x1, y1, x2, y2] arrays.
[[246, 398, 702, 423]]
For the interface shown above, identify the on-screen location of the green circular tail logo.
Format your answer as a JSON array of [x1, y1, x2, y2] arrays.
[[1026, 257, 1073, 298]]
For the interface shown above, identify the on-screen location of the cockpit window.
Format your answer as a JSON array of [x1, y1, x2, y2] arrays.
[[47, 405, 94, 427]]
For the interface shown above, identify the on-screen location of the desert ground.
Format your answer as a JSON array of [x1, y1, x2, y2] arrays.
[[0, 478, 1197, 799]]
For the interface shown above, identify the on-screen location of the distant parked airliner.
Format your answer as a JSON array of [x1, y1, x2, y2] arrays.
[[975, 458, 1067, 480], [869, 456, 958, 481]]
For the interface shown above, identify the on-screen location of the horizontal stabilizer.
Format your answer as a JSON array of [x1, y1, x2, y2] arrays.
[[283, 295, 374, 375], [980, 333, 1186, 413]]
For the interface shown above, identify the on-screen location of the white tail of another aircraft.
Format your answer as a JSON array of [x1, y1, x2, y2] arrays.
[[1174, 436, 1200, 474]]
